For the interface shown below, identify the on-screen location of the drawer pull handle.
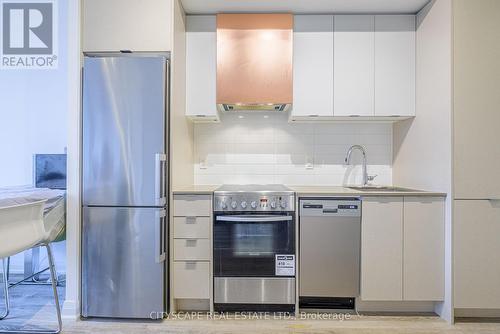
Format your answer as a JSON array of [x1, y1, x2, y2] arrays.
[[186, 216, 197, 223], [185, 262, 197, 269], [186, 239, 197, 246]]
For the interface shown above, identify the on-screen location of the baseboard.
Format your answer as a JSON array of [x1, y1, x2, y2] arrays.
[[356, 300, 437, 314], [175, 299, 210, 312], [454, 308, 500, 318], [62, 299, 79, 320]]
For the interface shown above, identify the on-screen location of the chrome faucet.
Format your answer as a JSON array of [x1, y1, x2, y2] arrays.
[[344, 145, 369, 187]]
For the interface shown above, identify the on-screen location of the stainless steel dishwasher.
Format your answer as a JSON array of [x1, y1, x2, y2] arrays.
[[299, 198, 361, 309]]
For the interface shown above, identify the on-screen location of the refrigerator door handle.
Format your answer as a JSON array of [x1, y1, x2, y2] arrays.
[[155, 209, 167, 263], [162, 159, 168, 202], [155, 153, 167, 206]]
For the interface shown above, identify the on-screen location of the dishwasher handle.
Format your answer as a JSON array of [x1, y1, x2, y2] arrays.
[[300, 199, 361, 217]]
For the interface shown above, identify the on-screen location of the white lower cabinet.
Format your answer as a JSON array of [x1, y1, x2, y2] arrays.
[[173, 195, 212, 217], [454, 200, 500, 309], [173, 262, 210, 299], [173, 217, 210, 238], [172, 194, 212, 309], [361, 197, 403, 301], [174, 239, 211, 261], [361, 196, 444, 301], [403, 197, 445, 301]]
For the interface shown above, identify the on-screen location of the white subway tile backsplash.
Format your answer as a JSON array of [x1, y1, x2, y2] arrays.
[[228, 174, 276, 185], [234, 164, 276, 175], [275, 174, 317, 186], [275, 164, 316, 175], [193, 113, 393, 186]]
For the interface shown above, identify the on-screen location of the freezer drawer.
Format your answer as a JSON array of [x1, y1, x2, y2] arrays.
[[82, 207, 166, 319]]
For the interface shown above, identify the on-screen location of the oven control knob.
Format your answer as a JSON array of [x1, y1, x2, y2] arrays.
[[280, 201, 287, 209], [270, 201, 277, 209], [251, 201, 257, 209], [231, 201, 238, 209], [241, 201, 247, 209], [220, 201, 228, 209]]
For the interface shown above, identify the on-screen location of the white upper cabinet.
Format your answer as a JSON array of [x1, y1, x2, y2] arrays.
[[334, 15, 375, 117], [292, 15, 334, 118], [375, 15, 416, 117], [183, 14, 417, 122], [83, 0, 172, 52], [186, 16, 218, 121]]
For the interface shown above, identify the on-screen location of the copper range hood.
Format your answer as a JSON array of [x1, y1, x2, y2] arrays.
[[216, 13, 293, 112]]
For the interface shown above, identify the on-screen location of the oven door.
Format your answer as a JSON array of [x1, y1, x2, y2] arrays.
[[214, 213, 295, 277]]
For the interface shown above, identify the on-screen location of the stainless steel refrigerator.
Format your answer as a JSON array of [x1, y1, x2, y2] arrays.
[[81, 54, 169, 319]]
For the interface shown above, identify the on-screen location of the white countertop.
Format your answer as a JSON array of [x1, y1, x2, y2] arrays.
[[173, 185, 446, 197], [290, 186, 446, 197], [172, 185, 219, 195]]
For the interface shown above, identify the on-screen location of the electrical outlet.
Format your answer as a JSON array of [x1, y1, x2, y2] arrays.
[[199, 159, 208, 170]]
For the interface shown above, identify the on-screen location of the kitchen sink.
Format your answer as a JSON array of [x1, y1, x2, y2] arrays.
[[347, 186, 411, 192]]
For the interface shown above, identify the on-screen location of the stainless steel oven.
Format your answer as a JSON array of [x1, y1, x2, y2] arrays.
[[213, 185, 296, 312]]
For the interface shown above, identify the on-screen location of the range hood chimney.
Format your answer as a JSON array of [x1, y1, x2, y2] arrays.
[[216, 14, 293, 112]]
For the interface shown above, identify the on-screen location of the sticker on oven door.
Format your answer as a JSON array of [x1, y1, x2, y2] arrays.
[[275, 255, 295, 276]]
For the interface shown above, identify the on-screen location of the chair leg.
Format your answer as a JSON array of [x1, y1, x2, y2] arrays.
[[32, 246, 59, 286], [47, 250, 59, 286], [45, 244, 62, 334], [6, 257, 10, 283], [0, 247, 62, 334], [0, 258, 10, 320]]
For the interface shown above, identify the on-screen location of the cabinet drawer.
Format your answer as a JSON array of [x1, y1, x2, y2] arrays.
[[173, 261, 210, 299], [173, 195, 211, 217], [174, 239, 210, 261], [173, 217, 210, 238]]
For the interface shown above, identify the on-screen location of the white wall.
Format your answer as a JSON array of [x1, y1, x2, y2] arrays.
[[0, 2, 68, 187], [8, 243, 66, 275], [0, 1, 69, 273], [393, 0, 453, 322], [170, 0, 193, 189], [64, 0, 81, 319], [194, 113, 393, 186]]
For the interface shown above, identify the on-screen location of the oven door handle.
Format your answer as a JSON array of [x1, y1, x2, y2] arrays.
[[216, 215, 293, 222]]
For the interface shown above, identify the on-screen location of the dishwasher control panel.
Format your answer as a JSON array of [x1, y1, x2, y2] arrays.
[[300, 198, 361, 217]]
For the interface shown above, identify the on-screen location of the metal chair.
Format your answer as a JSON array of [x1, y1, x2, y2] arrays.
[[0, 200, 62, 333]]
